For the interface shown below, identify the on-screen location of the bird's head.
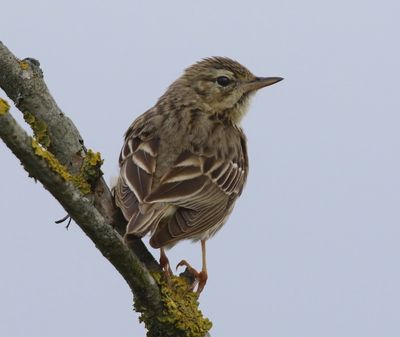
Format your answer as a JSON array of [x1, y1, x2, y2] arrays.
[[173, 57, 283, 123]]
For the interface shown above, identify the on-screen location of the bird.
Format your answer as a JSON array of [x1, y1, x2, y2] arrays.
[[114, 57, 282, 294]]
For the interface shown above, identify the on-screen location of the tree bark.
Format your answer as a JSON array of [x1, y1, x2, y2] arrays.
[[0, 41, 211, 337]]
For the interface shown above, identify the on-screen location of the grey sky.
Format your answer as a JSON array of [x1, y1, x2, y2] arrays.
[[1, 1, 400, 336]]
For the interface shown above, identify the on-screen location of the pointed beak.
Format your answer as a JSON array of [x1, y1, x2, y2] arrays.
[[244, 76, 283, 92]]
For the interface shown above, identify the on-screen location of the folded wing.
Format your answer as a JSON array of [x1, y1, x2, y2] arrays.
[[115, 115, 248, 246], [146, 150, 247, 247]]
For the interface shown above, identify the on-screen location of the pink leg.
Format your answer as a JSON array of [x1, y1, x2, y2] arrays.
[[177, 239, 208, 295], [159, 247, 173, 279]]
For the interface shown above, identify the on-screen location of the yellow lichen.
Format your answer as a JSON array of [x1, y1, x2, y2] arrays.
[[0, 98, 10, 116], [31, 139, 74, 181], [31, 139, 92, 194], [71, 173, 92, 195], [23, 111, 51, 148], [80, 149, 103, 189], [135, 273, 212, 337], [19, 60, 29, 70]]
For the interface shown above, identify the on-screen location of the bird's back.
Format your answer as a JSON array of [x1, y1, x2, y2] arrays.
[[115, 102, 248, 247]]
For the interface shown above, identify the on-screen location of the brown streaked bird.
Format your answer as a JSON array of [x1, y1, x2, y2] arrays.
[[114, 57, 282, 294]]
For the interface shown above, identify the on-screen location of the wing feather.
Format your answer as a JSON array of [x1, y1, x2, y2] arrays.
[[115, 115, 249, 246], [149, 144, 248, 247], [145, 176, 208, 204], [114, 115, 159, 235]]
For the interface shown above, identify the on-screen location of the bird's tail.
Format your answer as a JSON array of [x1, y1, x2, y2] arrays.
[[125, 204, 175, 239]]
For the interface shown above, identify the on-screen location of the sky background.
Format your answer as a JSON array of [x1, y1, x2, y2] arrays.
[[1, 1, 400, 336]]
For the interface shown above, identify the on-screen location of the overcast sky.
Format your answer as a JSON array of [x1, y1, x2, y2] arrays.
[[1, 1, 400, 336]]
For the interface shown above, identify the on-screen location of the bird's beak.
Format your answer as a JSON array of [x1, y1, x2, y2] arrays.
[[244, 77, 283, 92]]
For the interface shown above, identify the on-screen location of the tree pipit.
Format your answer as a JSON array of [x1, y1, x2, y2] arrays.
[[114, 57, 282, 294]]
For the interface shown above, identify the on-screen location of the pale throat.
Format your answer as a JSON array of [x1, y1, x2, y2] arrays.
[[230, 96, 251, 124]]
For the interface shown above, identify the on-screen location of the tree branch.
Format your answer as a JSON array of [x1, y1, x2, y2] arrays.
[[0, 40, 158, 272], [0, 41, 212, 337], [0, 105, 162, 313]]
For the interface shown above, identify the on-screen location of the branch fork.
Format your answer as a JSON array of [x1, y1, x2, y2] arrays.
[[0, 41, 211, 337]]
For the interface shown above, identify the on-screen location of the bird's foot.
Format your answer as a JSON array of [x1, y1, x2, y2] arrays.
[[176, 259, 208, 295]]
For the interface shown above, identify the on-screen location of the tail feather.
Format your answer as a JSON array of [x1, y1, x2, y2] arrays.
[[126, 204, 175, 238]]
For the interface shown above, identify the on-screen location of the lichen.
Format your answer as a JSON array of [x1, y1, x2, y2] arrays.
[[23, 111, 51, 148], [80, 149, 103, 189], [0, 98, 10, 116], [71, 172, 93, 195], [19, 60, 29, 70], [31, 139, 98, 195], [31, 139, 76, 181], [135, 273, 212, 337], [27, 110, 104, 194]]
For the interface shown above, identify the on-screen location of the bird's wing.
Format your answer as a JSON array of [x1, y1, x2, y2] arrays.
[[146, 144, 248, 247], [114, 111, 161, 233], [119, 137, 159, 204], [115, 112, 248, 244]]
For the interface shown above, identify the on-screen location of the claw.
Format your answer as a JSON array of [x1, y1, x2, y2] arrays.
[[176, 259, 208, 294], [176, 259, 191, 271]]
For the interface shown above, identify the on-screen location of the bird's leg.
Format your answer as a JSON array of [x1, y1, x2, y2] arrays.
[[198, 239, 208, 294], [159, 247, 173, 279], [177, 239, 208, 294]]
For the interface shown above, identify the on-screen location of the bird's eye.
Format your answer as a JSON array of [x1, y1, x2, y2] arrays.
[[216, 76, 231, 87]]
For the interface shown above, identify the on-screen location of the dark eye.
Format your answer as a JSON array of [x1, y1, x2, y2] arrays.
[[216, 76, 231, 87]]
